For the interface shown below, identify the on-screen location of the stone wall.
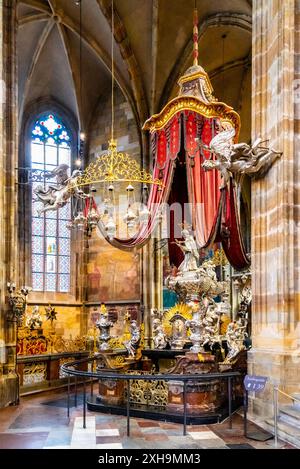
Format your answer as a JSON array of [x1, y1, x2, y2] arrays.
[[249, 0, 300, 423], [86, 87, 141, 310], [0, 0, 19, 407], [88, 86, 141, 163]]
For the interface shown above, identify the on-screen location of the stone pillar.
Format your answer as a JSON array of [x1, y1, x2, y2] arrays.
[[249, 0, 300, 421], [141, 234, 163, 349], [0, 0, 18, 407]]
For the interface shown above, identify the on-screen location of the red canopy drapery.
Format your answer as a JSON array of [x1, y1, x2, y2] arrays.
[[140, 88, 250, 270], [184, 111, 221, 248], [92, 108, 249, 270], [216, 180, 250, 270], [92, 56, 250, 271]]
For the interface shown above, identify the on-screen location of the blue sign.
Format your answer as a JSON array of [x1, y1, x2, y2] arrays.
[[244, 375, 268, 393]]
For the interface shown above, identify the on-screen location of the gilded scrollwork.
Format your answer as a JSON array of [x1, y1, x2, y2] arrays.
[[23, 362, 47, 386], [126, 369, 168, 407], [143, 96, 240, 136]]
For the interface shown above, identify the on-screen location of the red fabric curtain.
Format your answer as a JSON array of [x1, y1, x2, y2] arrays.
[[217, 180, 250, 270], [184, 111, 221, 248]]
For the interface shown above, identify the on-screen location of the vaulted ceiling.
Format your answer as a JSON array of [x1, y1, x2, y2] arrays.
[[17, 0, 252, 141]]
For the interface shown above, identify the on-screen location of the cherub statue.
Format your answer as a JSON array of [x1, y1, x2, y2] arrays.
[[201, 302, 221, 349], [26, 306, 42, 330], [152, 318, 167, 349], [199, 259, 217, 282], [33, 166, 88, 216], [173, 228, 200, 273], [123, 320, 141, 358], [224, 320, 248, 362], [201, 127, 282, 188]]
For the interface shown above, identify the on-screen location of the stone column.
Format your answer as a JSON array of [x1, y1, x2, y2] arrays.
[[141, 233, 163, 349], [249, 0, 300, 421], [0, 0, 18, 407]]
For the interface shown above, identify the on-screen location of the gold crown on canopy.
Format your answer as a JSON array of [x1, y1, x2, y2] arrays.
[[143, 7, 241, 137]]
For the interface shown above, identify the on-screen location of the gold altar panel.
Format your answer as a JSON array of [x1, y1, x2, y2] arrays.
[[87, 231, 140, 302], [25, 304, 82, 342]]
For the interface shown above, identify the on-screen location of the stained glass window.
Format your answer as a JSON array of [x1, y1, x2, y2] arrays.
[[31, 113, 71, 292]]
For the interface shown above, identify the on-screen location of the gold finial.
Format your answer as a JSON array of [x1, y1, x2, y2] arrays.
[[108, 138, 117, 151], [193, 3, 199, 66]]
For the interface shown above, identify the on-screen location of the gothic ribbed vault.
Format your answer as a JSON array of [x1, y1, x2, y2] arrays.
[[17, 0, 252, 141]]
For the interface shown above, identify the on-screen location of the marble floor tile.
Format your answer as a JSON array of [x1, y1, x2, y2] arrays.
[[96, 442, 123, 449], [43, 445, 71, 449], [0, 389, 295, 450], [144, 434, 169, 441], [0, 432, 49, 449], [96, 428, 120, 436], [96, 436, 121, 444], [137, 420, 160, 428], [189, 430, 222, 440]]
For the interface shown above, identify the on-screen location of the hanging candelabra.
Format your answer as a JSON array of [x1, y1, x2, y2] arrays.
[[66, 0, 163, 240]]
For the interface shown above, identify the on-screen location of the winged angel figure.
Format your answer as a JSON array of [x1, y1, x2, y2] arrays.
[[33, 164, 87, 216], [202, 128, 282, 188]]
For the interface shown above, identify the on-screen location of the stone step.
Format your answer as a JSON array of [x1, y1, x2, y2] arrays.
[[279, 406, 300, 429], [265, 418, 300, 448]]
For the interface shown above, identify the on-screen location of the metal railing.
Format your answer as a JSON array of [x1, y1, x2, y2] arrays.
[[61, 356, 241, 437], [273, 386, 300, 448]]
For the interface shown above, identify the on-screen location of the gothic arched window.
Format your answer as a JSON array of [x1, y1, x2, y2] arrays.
[[31, 113, 71, 292]]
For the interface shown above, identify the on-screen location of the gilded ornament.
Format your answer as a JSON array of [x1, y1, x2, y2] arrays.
[[70, 139, 164, 189]]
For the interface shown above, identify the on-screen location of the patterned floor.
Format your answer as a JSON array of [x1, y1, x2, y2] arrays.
[[0, 388, 295, 449]]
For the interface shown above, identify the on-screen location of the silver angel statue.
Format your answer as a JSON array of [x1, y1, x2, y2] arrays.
[[33, 165, 87, 216], [173, 229, 200, 273], [123, 320, 141, 358], [152, 318, 167, 349], [224, 319, 248, 363], [202, 128, 282, 188], [96, 312, 114, 351]]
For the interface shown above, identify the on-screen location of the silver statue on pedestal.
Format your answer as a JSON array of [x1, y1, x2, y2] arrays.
[[201, 302, 220, 348], [174, 229, 200, 273], [123, 320, 141, 358], [166, 227, 229, 353], [185, 298, 203, 353], [151, 310, 167, 349], [152, 319, 167, 349], [96, 312, 113, 351]]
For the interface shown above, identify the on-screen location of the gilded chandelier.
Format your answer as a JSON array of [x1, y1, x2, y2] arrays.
[[69, 0, 163, 240], [73, 139, 163, 188]]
